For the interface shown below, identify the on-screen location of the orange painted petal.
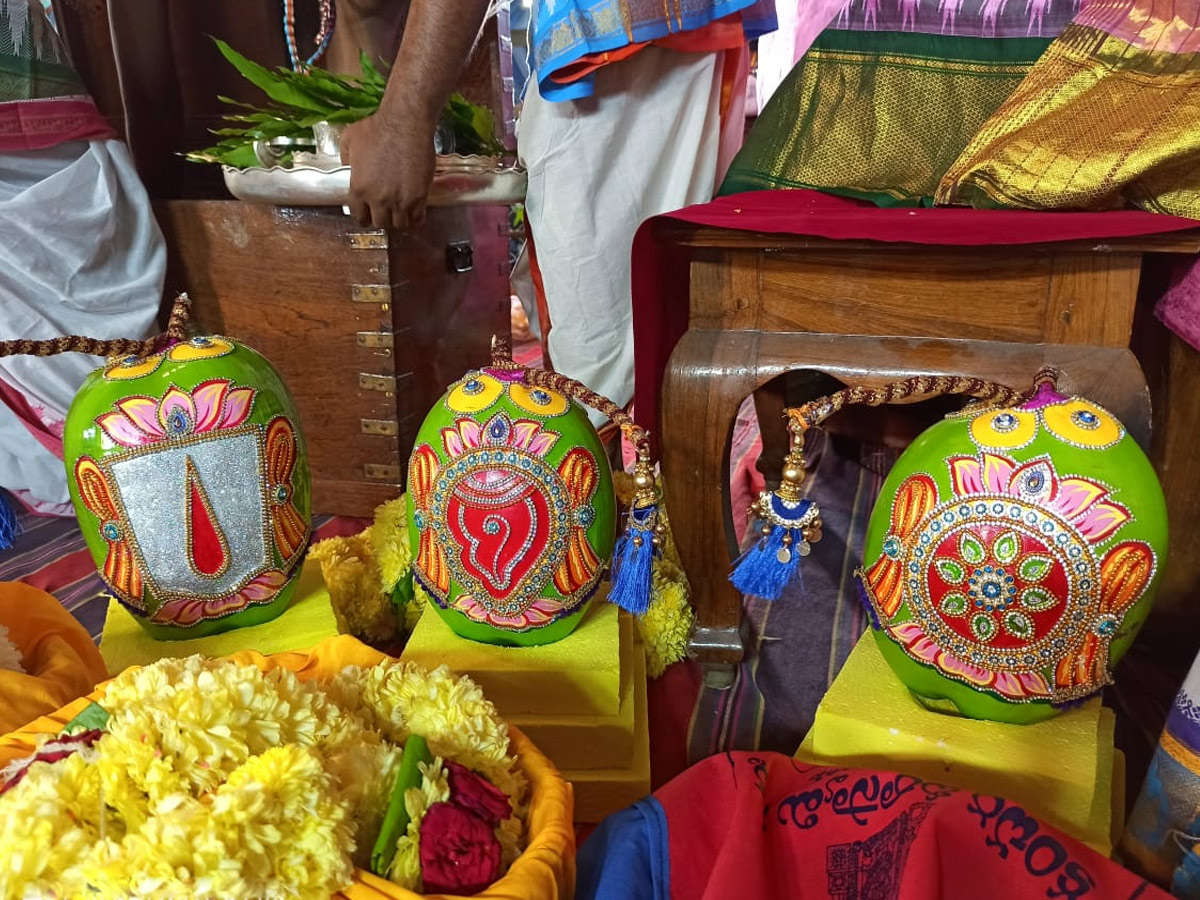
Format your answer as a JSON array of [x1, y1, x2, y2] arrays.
[[864, 555, 904, 618], [1055, 635, 1099, 689], [104, 542, 142, 602], [890, 474, 937, 536], [265, 417, 297, 486], [273, 504, 307, 561], [417, 529, 450, 595], [1100, 541, 1155, 615], [557, 447, 598, 506], [409, 445, 440, 509], [74, 457, 118, 519], [553, 528, 601, 595]]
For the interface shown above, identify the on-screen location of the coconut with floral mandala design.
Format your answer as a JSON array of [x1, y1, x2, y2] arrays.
[[59, 297, 311, 640], [731, 369, 1167, 724]]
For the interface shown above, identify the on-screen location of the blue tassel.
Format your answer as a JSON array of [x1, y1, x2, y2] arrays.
[[608, 503, 657, 615], [0, 491, 19, 551], [728, 489, 820, 601], [730, 522, 803, 600]]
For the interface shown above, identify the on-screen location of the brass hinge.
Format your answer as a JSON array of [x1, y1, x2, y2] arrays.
[[351, 284, 391, 304], [364, 463, 402, 481], [356, 331, 394, 350], [348, 232, 388, 250], [361, 418, 399, 437], [358, 372, 398, 394]]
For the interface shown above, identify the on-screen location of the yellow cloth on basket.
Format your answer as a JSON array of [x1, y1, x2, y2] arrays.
[[0, 635, 576, 900], [0, 582, 108, 734]]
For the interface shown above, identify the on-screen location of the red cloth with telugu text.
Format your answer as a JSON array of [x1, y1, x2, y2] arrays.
[[657, 752, 1165, 900], [630, 190, 1200, 452]]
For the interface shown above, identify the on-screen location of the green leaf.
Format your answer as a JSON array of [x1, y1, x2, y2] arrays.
[[371, 733, 432, 876], [959, 533, 986, 566], [993, 531, 1020, 566], [1019, 555, 1054, 583], [1020, 587, 1057, 612], [213, 39, 332, 113], [971, 614, 998, 642], [1003, 610, 1033, 639], [939, 592, 969, 618], [62, 701, 109, 735], [934, 558, 966, 584]]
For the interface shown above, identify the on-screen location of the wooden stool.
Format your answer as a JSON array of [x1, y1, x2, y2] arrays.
[[655, 224, 1200, 669]]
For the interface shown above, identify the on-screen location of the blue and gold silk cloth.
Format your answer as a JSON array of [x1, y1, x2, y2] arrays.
[[530, 0, 777, 100]]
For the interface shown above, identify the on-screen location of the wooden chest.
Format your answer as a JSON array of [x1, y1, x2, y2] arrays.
[[157, 200, 511, 517]]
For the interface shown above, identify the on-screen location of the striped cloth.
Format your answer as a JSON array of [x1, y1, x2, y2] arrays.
[[0, 499, 366, 644]]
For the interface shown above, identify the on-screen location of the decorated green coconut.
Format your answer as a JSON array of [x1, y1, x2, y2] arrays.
[[857, 380, 1167, 723], [407, 367, 619, 646], [63, 336, 311, 640]]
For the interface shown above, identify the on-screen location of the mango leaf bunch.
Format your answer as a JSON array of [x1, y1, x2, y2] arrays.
[[190, 39, 504, 168]]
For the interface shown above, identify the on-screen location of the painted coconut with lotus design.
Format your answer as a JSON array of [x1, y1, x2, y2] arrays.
[[63, 336, 311, 640], [407, 368, 615, 646], [858, 381, 1167, 723]]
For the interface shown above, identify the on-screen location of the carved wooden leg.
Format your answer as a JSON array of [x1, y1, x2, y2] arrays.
[[662, 330, 765, 666]]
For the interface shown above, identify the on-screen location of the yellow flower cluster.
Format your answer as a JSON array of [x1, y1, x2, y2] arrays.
[[0, 655, 525, 900], [309, 532, 400, 643]]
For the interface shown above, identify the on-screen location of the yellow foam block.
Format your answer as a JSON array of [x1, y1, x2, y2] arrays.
[[561, 642, 650, 823], [99, 561, 340, 675], [400, 601, 624, 717], [795, 634, 1117, 855], [508, 639, 641, 771]]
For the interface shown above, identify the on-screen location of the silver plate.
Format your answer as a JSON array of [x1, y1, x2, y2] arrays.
[[223, 155, 527, 208]]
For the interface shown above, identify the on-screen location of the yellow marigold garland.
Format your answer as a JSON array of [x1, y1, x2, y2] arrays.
[[0, 655, 525, 900]]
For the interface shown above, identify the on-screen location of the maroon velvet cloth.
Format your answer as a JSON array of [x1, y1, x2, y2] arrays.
[[630, 190, 1200, 449]]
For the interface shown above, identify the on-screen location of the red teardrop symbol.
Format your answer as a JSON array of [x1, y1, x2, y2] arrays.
[[186, 457, 228, 578]]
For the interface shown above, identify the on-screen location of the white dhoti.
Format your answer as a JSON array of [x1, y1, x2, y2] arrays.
[[0, 139, 165, 513], [517, 46, 726, 423]]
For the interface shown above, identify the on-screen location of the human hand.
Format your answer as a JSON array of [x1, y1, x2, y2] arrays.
[[341, 107, 436, 229]]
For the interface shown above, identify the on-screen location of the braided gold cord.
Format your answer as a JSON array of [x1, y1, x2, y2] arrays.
[[489, 336, 652, 459], [786, 370, 1052, 435], [0, 294, 192, 360]]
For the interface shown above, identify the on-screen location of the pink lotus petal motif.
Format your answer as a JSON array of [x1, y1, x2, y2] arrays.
[[945, 452, 1129, 546], [150, 570, 287, 627], [441, 414, 559, 461], [97, 380, 258, 448], [890, 620, 1051, 700], [453, 593, 564, 630]]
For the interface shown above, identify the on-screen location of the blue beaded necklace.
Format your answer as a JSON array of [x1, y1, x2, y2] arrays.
[[282, 0, 336, 70]]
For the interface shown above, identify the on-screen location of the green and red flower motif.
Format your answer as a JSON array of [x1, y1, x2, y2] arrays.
[[861, 451, 1155, 704]]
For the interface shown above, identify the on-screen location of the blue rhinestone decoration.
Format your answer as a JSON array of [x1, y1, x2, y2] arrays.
[[992, 413, 1019, 432]]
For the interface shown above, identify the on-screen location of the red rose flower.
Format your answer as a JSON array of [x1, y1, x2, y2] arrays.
[[420, 802, 502, 895], [444, 759, 511, 826]]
